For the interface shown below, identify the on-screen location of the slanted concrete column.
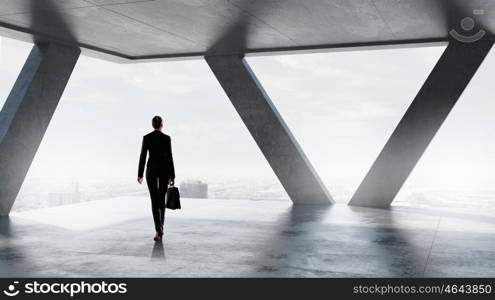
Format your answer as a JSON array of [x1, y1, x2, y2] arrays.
[[0, 43, 80, 216], [349, 40, 493, 209], [206, 55, 334, 205]]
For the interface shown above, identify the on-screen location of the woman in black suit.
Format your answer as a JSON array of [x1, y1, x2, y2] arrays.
[[137, 116, 175, 241]]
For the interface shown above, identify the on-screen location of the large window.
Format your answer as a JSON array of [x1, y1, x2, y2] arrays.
[[247, 46, 445, 203], [1, 37, 285, 212], [2, 36, 494, 214]]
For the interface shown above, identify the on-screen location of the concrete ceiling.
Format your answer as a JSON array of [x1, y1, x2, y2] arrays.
[[0, 0, 493, 62]]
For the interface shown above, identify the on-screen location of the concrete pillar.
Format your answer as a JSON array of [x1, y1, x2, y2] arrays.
[[206, 55, 334, 205], [349, 40, 493, 209], [0, 43, 80, 216]]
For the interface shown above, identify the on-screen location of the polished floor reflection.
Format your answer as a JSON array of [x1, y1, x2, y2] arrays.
[[1, 197, 494, 277]]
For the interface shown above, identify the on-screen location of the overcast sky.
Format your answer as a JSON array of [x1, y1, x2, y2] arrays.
[[1, 37, 495, 201]]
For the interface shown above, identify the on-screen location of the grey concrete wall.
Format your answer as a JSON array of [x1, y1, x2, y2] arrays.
[[349, 40, 493, 209], [206, 55, 334, 205], [0, 43, 80, 216]]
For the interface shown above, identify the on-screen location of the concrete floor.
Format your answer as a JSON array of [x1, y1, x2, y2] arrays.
[[1, 196, 494, 277]]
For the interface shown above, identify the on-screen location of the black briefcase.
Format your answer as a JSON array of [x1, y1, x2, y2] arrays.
[[166, 185, 181, 210]]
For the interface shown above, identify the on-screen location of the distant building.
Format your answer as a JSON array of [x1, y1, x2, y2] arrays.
[[180, 180, 208, 199], [48, 179, 81, 207]]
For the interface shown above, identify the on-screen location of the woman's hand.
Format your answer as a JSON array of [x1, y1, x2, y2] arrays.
[[137, 177, 143, 184]]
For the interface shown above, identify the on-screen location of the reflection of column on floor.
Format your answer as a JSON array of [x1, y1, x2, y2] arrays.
[[350, 41, 494, 209], [206, 55, 334, 205], [0, 43, 80, 216]]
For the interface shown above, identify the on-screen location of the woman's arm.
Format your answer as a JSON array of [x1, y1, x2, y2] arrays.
[[137, 136, 147, 180], [168, 137, 175, 184]]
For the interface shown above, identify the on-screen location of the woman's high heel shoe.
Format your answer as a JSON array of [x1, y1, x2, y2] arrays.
[[153, 232, 162, 241]]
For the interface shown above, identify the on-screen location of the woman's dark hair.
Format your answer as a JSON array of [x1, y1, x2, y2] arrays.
[[152, 116, 163, 129]]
